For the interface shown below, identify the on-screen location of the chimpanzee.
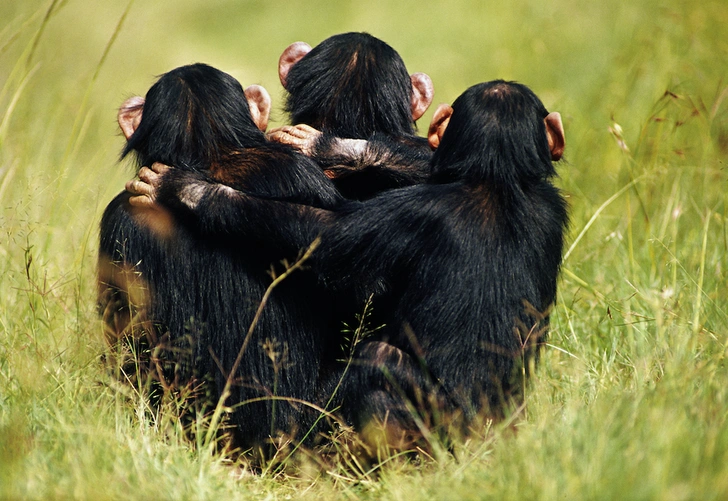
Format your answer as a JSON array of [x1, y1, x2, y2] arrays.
[[98, 63, 344, 458], [269, 32, 436, 200], [128, 80, 568, 451], [269, 33, 440, 369]]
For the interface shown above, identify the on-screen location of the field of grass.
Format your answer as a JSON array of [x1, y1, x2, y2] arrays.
[[1, 0, 727, 498]]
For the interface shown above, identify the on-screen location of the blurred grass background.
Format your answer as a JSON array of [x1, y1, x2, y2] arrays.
[[1, 0, 727, 499]]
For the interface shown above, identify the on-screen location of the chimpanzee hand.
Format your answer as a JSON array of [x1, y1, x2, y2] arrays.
[[126, 162, 172, 208], [267, 124, 322, 156]]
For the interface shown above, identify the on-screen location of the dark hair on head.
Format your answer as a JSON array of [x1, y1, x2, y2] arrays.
[[122, 63, 266, 170], [284, 32, 415, 139], [431, 80, 557, 185]]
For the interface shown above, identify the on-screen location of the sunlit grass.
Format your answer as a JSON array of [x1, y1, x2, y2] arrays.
[[1, 0, 727, 498]]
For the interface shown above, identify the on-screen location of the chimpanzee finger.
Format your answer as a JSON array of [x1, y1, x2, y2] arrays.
[[267, 125, 293, 134], [150, 162, 172, 175], [127, 193, 156, 208], [138, 167, 161, 185], [289, 124, 319, 137], [125, 178, 155, 198], [268, 130, 304, 149]]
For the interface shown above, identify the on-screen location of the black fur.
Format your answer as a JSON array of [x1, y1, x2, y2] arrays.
[[98, 63, 343, 458], [152, 80, 569, 444]]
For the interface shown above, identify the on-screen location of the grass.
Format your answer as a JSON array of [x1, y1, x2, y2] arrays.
[[1, 0, 727, 498]]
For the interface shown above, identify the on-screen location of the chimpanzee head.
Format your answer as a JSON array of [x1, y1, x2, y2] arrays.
[[118, 63, 271, 171], [428, 80, 564, 184], [278, 32, 433, 139]]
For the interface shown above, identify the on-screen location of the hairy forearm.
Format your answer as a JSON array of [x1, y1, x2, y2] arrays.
[[314, 134, 428, 175], [155, 169, 323, 251]]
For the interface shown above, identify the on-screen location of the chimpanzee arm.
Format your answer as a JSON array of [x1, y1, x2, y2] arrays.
[[312, 185, 437, 292], [314, 133, 430, 181], [269, 125, 432, 198], [149, 167, 330, 253], [131, 164, 436, 292]]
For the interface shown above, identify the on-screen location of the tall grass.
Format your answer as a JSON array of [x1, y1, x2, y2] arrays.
[[1, 0, 726, 498]]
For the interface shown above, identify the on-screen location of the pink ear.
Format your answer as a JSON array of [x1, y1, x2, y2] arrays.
[[118, 96, 145, 139], [245, 85, 271, 132], [544, 112, 565, 161], [279, 42, 312, 88], [427, 103, 453, 150], [410, 73, 434, 121]]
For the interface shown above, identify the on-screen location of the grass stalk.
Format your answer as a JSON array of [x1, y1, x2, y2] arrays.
[[202, 238, 321, 450], [691, 211, 710, 339], [563, 175, 645, 263], [61, 0, 136, 167]]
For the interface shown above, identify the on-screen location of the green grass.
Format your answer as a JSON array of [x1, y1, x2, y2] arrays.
[[1, 0, 727, 498]]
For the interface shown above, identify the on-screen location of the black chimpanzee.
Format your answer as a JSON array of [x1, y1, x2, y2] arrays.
[[268, 33, 441, 370], [98, 63, 344, 459], [128, 80, 568, 452], [269, 32, 436, 200]]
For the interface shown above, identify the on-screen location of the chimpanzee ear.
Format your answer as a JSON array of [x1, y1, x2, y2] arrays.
[[279, 42, 312, 88], [118, 96, 145, 139], [410, 72, 434, 121], [245, 85, 272, 132], [427, 103, 453, 150], [544, 112, 565, 161]]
